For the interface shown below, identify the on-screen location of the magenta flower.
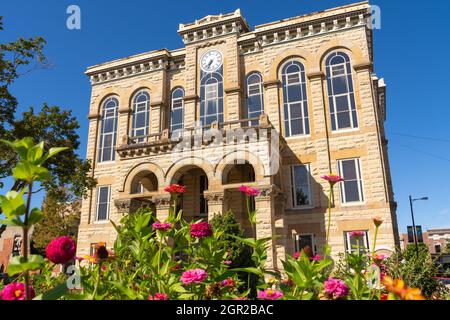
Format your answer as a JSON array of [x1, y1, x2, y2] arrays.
[[257, 289, 284, 300], [180, 268, 208, 284], [0, 282, 35, 300], [152, 221, 172, 231], [222, 278, 235, 287], [239, 185, 260, 197], [45, 236, 76, 264], [321, 174, 344, 186], [223, 260, 232, 265], [148, 292, 169, 300], [324, 278, 349, 299], [190, 221, 212, 238], [293, 251, 301, 260], [312, 255, 321, 261], [164, 184, 186, 194], [349, 231, 365, 239]]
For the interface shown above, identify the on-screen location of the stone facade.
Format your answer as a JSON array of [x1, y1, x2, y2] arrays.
[[77, 1, 399, 270]]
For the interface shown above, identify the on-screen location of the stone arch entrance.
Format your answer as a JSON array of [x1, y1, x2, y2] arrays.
[[170, 165, 209, 221], [130, 171, 158, 194]]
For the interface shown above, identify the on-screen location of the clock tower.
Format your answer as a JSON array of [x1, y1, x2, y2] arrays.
[[177, 9, 250, 128]]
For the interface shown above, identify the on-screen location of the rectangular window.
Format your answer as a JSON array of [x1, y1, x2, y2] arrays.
[[338, 158, 364, 204], [294, 234, 316, 254], [344, 230, 369, 254], [291, 164, 312, 207], [96, 186, 111, 221]]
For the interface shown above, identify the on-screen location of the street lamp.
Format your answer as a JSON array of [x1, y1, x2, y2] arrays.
[[409, 195, 428, 258]]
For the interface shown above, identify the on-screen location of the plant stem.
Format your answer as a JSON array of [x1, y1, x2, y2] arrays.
[[92, 263, 102, 300], [371, 226, 379, 263], [23, 181, 33, 300], [326, 187, 333, 246]]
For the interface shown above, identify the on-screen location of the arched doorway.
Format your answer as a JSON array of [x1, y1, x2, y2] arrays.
[[222, 161, 256, 237], [171, 166, 209, 221], [130, 171, 158, 194]]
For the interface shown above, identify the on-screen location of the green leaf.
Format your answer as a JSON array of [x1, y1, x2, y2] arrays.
[[27, 141, 44, 163], [0, 138, 34, 159], [33, 282, 68, 300], [40, 147, 68, 164], [7, 254, 45, 276], [12, 161, 50, 181], [230, 267, 264, 276], [28, 208, 44, 225], [0, 218, 25, 227], [0, 190, 26, 218]]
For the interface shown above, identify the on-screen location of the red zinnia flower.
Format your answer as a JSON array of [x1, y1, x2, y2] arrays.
[[148, 292, 169, 300], [321, 174, 344, 186], [239, 185, 260, 197], [190, 221, 212, 238], [45, 236, 76, 264], [164, 184, 186, 194], [349, 231, 365, 239], [0, 282, 35, 300]]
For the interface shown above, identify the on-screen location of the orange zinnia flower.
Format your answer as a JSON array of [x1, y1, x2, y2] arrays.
[[382, 276, 425, 300]]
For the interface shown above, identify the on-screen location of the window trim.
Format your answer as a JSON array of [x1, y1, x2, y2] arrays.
[[325, 51, 358, 132], [281, 60, 310, 137], [98, 96, 118, 163], [344, 230, 370, 254], [245, 72, 264, 124], [95, 185, 111, 221], [337, 158, 365, 205], [131, 90, 150, 142], [294, 233, 316, 255], [291, 164, 313, 209]]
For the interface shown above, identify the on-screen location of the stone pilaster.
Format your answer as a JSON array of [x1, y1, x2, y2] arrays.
[[153, 195, 172, 221], [204, 190, 230, 220]]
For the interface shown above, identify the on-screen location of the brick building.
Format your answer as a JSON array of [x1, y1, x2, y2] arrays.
[[0, 226, 33, 273], [77, 1, 399, 269], [401, 228, 450, 254]]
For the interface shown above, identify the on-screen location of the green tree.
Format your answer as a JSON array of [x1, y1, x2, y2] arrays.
[[0, 16, 96, 200], [32, 196, 81, 253]]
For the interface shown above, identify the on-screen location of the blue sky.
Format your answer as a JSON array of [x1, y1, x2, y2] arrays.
[[1, 0, 449, 233]]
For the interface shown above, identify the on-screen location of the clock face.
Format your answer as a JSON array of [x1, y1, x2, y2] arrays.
[[200, 50, 223, 72]]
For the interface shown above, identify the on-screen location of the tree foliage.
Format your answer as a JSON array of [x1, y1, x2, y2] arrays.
[[0, 16, 96, 200]]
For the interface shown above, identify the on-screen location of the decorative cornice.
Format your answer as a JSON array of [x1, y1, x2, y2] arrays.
[[153, 195, 172, 209], [353, 61, 373, 71], [307, 71, 325, 80], [224, 86, 242, 95], [263, 79, 281, 88], [87, 113, 101, 120]]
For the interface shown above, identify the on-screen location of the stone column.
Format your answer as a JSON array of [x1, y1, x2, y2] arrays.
[[255, 185, 280, 271], [204, 190, 230, 221], [263, 80, 281, 132], [153, 195, 172, 222]]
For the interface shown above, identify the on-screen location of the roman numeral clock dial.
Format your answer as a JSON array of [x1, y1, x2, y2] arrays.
[[200, 50, 223, 72]]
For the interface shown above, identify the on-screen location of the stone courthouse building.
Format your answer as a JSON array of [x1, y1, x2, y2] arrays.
[[77, 1, 399, 269]]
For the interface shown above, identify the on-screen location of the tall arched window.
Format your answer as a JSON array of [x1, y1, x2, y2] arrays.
[[200, 67, 223, 126], [325, 52, 358, 131], [246, 72, 264, 126], [281, 61, 309, 137], [170, 87, 184, 133], [131, 90, 150, 142], [98, 96, 118, 162]]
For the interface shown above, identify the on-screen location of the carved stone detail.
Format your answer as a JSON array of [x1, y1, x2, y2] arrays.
[[153, 195, 172, 209], [255, 184, 281, 201], [114, 198, 150, 214]]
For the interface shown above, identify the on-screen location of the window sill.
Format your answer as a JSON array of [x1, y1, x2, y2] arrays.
[[340, 201, 366, 207], [285, 134, 311, 141], [331, 128, 359, 135], [93, 220, 110, 225], [291, 205, 315, 210], [96, 160, 116, 166]]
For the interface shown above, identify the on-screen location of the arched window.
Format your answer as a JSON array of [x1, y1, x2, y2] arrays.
[[170, 88, 184, 133], [98, 96, 118, 162], [246, 72, 264, 126], [131, 90, 150, 142], [325, 52, 358, 131], [200, 68, 223, 126], [281, 61, 309, 137]]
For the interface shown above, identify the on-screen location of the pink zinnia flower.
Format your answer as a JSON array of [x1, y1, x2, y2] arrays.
[[373, 216, 384, 227], [324, 278, 349, 299], [180, 268, 208, 284], [190, 221, 212, 238], [374, 254, 386, 261], [293, 251, 301, 260], [239, 185, 260, 197], [222, 278, 235, 287], [257, 289, 284, 300], [321, 174, 344, 185], [223, 260, 232, 265], [164, 184, 186, 194], [349, 231, 365, 239], [152, 221, 172, 231], [45, 236, 76, 264], [0, 282, 35, 300], [148, 292, 169, 300], [312, 255, 321, 261]]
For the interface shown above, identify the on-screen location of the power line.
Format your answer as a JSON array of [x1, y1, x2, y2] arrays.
[[393, 142, 450, 163], [388, 132, 450, 143]]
